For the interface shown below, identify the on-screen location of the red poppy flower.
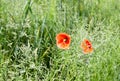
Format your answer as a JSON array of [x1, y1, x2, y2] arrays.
[[81, 39, 93, 54], [56, 33, 71, 49]]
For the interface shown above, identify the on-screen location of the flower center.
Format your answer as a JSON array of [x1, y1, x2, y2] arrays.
[[88, 45, 91, 48], [63, 38, 67, 42]]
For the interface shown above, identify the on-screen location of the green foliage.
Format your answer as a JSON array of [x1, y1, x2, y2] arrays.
[[0, 0, 120, 81]]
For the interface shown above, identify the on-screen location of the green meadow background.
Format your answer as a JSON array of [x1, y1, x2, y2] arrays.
[[0, 0, 120, 81]]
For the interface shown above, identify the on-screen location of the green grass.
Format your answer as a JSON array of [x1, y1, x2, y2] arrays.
[[0, 0, 120, 81]]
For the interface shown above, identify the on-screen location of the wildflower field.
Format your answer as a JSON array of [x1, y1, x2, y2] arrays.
[[0, 0, 120, 81]]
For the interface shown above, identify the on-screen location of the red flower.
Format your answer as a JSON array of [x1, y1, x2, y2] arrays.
[[56, 33, 71, 49], [81, 39, 93, 54]]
